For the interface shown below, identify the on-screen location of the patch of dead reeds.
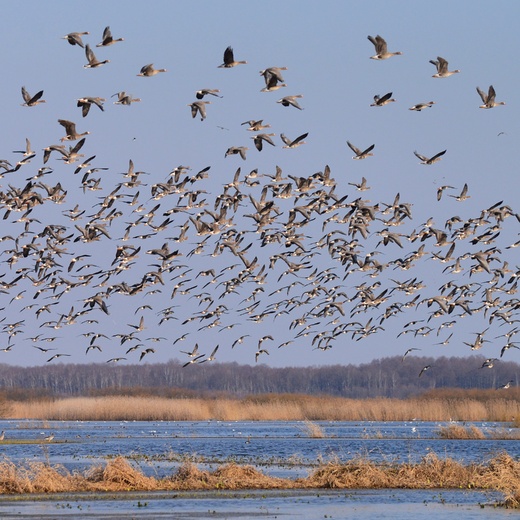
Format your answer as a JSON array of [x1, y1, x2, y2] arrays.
[[435, 424, 487, 440], [0, 453, 519, 507]]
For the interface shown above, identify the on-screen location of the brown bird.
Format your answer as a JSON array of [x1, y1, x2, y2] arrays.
[[58, 120, 90, 141], [347, 141, 375, 160], [476, 85, 505, 109], [96, 26, 124, 47], [414, 149, 446, 165], [62, 32, 89, 48], [84, 44, 109, 68], [21, 87, 46, 107], [137, 64, 167, 77], [218, 46, 247, 68], [368, 35, 402, 60]]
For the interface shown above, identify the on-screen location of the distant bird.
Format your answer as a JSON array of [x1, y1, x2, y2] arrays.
[[499, 380, 514, 389], [280, 132, 308, 149], [414, 149, 446, 165], [112, 92, 141, 105], [196, 89, 222, 100], [21, 87, 46, 107], [409, 102, 435, 111], [84, 44, 109, 68], [367, 35, 402, 60], [430, 57, 460, 78], [77, 97, 105, 117], [347, 141, 375, 160], [58, 120, 90, 142], [43, 433, 54, 442], [137, 64, 167, 77], [96, 26, 124, 47], [402, 347, 421, 362], [476, 85, 505, 109], [255, 349, 269, 362], [370, 92, 396, 107], [449, 183, 470, 202], [188, 101, 210, 121], [218, 46, 247, 68], [46, 353, 71, 362], [277, 95, 303, 110], [418, 365, 431, 377], [260, 67, 287, 92], [251, 133, 276, 151], [62, 31, 89, 48], [225, 147, 248, 160], [182, 354, 205, 367], [436, 185, 455, 201], [199, 345, 219, 363]]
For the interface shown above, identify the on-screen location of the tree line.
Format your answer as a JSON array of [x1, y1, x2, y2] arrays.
[[0, 355, 518, 399]]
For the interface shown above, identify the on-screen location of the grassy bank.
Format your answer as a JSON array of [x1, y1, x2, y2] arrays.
[[5, 393, 520, 423], [0, 453, 519, 507]]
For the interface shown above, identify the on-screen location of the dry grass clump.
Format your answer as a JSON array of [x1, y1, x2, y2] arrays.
[[436, 424, 487, 440], [0, 453, 519, 507], [299, 420, 326, 438]]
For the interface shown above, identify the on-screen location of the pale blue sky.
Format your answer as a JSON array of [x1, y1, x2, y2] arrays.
[[0, 1, 518, 368]]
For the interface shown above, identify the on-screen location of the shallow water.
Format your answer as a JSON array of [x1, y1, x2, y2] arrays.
[[0, 420, 518, 518]]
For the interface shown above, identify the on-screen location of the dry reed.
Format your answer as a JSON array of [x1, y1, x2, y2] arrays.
[[7, 395, 520, 422], [0, 453, 519, 507]]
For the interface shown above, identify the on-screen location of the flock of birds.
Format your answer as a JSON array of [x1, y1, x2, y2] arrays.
[[0, 29, 518, 378]]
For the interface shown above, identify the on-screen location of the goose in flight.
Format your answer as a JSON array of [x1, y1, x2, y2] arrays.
[[414, 149, 446, 165], [188, 101, 210, 121], [430, 57, 460, 78], [58, 120, 90, 141], [225, 147, 248, 160], [281, 132, 308, 149], [409, 102, 435, 111], [84, 44, 109, 68], [77, 97, 105, 117], [112, 92, 141, 105], [251, 133, 276, 151], [476, 85, 505, 109], [62, 31, 89, 48], [218, 46, 247, 68], [370, 92, 396, 107], [196, 89, 222, 99], [21, 87, 46, 107], [96, 26, 124, 47], [137, 64, 167, 77], [347, 141, 375, 160], [367, 35, 402, 60], [277, 95, 303, 110]]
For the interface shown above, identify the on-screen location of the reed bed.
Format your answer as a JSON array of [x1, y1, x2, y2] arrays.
[[0, 453, 519, 507], [7, 395, 520, 422]]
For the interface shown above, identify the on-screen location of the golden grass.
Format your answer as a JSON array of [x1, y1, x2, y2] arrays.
[[299, 420, 326, 438], [7, 394, 520, 422], [0, 453, 520, 507]]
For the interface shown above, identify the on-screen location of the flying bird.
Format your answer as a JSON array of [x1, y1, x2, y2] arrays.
[[430, 57, 460, 78], [21, 87, 46, 107], [96, 26, 124, 47], [476, 85, 505, 109], [347, 141, 375, 160], [414, 149, 446, 165], [218, 46, 247, 68], [367, 35, 402, 60]]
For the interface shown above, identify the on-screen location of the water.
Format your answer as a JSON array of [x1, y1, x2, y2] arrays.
[[0, 420, 517, 518]]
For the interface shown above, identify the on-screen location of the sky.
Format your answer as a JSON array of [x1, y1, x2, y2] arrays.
[[0, 0, 518, 369]]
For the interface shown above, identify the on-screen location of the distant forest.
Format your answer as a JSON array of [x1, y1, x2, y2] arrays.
[[0, 355, 518, 399]]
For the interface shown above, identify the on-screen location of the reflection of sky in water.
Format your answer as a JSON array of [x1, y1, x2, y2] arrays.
[[1, 420, 518, 479]]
